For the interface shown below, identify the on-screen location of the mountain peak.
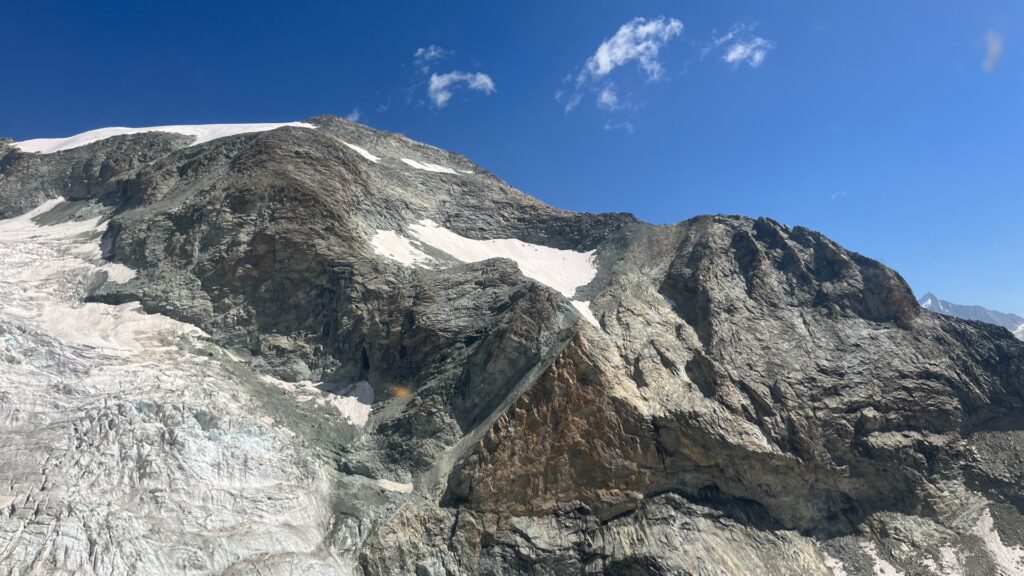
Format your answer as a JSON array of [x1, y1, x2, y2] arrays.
[[919, 292, 1024, 337], [2, 118, 1023, 574]]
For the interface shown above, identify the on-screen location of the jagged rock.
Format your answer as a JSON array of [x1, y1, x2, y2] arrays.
[[1, 115, 1022, 575]]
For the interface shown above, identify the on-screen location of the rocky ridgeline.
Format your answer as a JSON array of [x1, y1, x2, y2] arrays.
[[1, 116, 1023, 575]]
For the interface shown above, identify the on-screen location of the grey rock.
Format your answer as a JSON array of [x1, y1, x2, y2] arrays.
[[1, 115, 1023, 575]]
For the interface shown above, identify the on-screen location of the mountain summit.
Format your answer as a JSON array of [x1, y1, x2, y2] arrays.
[[919, 292, 1024, 340], [1, 116, 1023, 575]]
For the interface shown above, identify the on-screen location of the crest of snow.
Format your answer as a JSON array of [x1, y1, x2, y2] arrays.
[[376, 479, 414, 493], [14, 122, 316, 154], [401, 158, 460, 175], [571, 300, 600, 328], [1014, 323, 1024, 340], [342, 141, 381, 162], [260, 375, 374, 427], [407, 219, 597, 298], [973, 508, 1024, 573], [370, 230, 434, 266]]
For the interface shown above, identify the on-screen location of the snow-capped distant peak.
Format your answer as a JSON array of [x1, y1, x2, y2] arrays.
[[920, 292, 1024, 339], [13, 122, 316, 154]]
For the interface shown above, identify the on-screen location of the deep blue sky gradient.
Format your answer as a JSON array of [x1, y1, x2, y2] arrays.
[[2, 1, 1021, 312]]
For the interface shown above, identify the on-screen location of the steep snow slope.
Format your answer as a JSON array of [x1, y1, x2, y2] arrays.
[[0, 200, 373, 575]]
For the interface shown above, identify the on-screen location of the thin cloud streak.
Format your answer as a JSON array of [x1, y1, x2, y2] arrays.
[[983, 32, 1004, 73]]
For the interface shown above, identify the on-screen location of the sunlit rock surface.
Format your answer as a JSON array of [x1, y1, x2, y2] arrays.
[[1, 117, 1023, 575]]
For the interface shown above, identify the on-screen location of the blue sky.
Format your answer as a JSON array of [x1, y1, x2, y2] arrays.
[[2, 1, 1022, 313]]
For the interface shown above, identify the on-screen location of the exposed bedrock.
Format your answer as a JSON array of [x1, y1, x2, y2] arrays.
[[2, 115, 1023, 575]]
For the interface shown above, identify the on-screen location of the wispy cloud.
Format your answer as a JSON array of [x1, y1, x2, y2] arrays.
[[580, 16, 684, 83], [414, 45, 451, 72], [724, 37, 773, 67], [409, 45, 495, 109], [604, 121, 634, 134], [703, 23, 746, 58], [705, 23, 774, 68], [596, 84, 621, 110], [345, 108, 362, 122], [983, 31, 1004, 73], [428, 72, 496, 108], [563, 16, 683, 113]]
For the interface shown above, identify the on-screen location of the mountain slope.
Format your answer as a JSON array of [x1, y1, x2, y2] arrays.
[[1, 116, 1023, 575], [920, 292, 1024, 340]]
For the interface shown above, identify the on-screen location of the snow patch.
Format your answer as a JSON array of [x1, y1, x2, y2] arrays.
[[14, 122, 316, 154], [407, 219, 597, 298], [571, 300, 600, 328], [342, 141, 381, 162], [39, 302, 205, 352], [376, 479, 414, 493], [822, 553, 848, 576], [102, 262, 137, 283], [370, 230, 434, 266], [973, 508, 1024, 573], [401, 158, 460, 175], [860, 542, 903, 576], [261, 376, 374, 427]]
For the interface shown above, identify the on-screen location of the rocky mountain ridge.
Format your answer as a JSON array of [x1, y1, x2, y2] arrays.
[[919, 292, 1024, 341], [1, 116, 1023, 575]]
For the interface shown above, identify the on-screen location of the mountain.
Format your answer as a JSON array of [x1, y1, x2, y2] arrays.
[[1, 116, 1023, 575], [919, 292, 1024, 340]]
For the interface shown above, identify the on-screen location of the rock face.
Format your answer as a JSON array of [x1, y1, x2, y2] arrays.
[[920, 292, 1024, 341], [2, 116, 1023, 575]]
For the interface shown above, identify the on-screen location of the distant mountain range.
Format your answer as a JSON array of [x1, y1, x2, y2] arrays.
[[919, 292, 1024, 340]]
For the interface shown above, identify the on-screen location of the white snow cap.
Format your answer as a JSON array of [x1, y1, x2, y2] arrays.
[[14, 122, 316, 154]]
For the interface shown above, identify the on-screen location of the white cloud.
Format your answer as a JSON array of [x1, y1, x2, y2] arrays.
[[563, 92, 583, 112], [345, 108, 362, 122], [579, 16, 683, 84], [596, 85, 620, 110], [723, 37, 773, 68], [705, 24, 774, 68], [565, 16, 682, 114], [983, 31, 1003, 73], [703, 23, 749, 58], [428, 71, 496, 108], [414, 45, 451, 71]]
